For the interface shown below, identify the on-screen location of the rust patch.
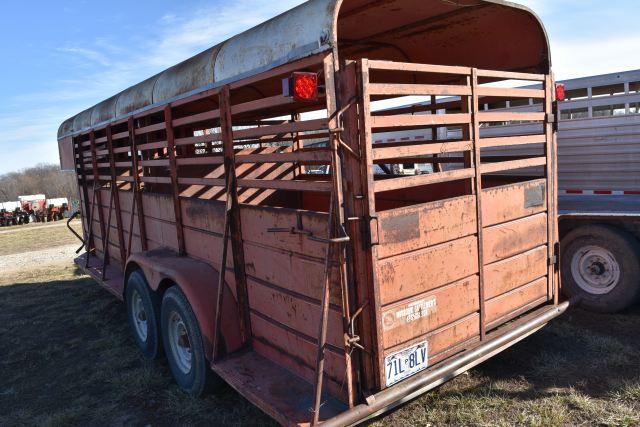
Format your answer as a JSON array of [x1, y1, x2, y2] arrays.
[[380, 212, 420, 244], [524, 183, 546, 208]]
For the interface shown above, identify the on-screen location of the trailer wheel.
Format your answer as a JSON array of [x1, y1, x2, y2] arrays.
[[125, 270, 162, 359], [161, 286, 222, 396], [561, 225, 640, 313]]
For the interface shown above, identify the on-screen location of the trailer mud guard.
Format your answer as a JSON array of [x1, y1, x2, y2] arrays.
[[126, 250, 243, 357]]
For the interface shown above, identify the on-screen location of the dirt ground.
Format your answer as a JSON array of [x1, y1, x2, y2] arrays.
[[0, 222, 639, 426]]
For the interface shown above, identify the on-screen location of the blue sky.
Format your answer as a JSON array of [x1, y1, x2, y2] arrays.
[[0, 0, 638, 173]]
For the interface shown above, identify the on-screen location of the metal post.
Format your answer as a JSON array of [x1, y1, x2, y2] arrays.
[[128, 117, 148, 252], [106, 125, 127, 266], [219, 85, 251, 345], [470, 69, 487, 340], [164, 105, 186, 255]]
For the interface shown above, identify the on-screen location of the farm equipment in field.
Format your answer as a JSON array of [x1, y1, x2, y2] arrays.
[[18, 195, 69, 223], [0, 202, 30, 227], [45, 198, 69, 222], [0, 195, 71, 227]]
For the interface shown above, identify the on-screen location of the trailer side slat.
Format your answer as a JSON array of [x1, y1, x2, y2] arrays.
[[372, 140, 472, 161], [371, 113, 471, 129], [369, 83, 472, 97], [374, 168, 475, 193]]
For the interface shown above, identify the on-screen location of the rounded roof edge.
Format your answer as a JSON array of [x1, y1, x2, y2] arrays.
[[153, 44, 222, 104], [58, 0, 552, 140], [115, 74, 159, 118], [58, 0, 337, 140]]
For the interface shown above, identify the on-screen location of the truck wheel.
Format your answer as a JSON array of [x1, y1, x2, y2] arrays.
[[125, 270, 162, 359], [561, 225, 640, 313], [161, 286, 221, 396]]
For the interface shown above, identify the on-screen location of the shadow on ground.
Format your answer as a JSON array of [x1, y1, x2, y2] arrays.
[[0, 269, 273, 426], [1, 271, 639, 426]]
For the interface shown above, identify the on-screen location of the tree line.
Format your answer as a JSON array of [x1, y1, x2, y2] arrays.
[[0, 164, 78, 203]]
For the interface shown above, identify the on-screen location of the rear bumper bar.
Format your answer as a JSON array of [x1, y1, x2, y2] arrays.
[[324, 301, 570, 427]]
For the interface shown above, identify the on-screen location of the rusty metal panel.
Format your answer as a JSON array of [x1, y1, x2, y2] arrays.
[[382, 313, 480, 369], [141, 193, 176, 223], [381, 275, 479, 349], [376, 196, 477, 259], [243, 242, 341, 306], [485, 276, 547, 325], [58, 136, 75, 171], [376, 236, 479, 305], [481, 179, 547, 226], [484, 245, 547, 300], [247, 280, 344, 349], [250, 312, 345, 385], [482, 213, 547, 264]]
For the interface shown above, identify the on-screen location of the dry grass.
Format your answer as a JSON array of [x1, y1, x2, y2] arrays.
[[0, 221, 82, 256], [0, 224, 639, 426]]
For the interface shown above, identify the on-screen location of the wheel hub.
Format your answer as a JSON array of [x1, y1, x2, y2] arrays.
[[168, 312, 192, 374], [131, 290, 149, 342], [571, 245, 621, 295]]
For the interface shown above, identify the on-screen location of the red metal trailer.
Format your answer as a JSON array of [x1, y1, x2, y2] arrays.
[[58, 1, 565, 424]]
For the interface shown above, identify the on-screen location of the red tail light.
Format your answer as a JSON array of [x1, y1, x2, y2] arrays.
[[283, 72, 318, 102], [555, 84, 566, 102]]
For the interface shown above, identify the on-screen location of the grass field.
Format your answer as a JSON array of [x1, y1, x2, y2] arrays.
[[0, 222, 639, 426]]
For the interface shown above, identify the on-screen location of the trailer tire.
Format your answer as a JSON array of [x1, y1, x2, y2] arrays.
[[161, 286, 222, 396], [125, 270, 162, 359], [561, 225, 640, 313]]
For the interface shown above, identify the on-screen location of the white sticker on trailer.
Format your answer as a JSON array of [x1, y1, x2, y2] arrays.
[[384, 341, 429, 387]]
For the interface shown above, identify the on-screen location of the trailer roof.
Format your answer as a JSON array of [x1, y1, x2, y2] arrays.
[[58, 0, 550, 139]]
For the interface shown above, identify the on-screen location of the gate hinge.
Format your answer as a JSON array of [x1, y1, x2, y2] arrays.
[[368, 216, 379, 246], [545, 113, 556, 124]]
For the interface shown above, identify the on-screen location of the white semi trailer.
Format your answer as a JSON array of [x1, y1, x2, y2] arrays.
[[373, 70, 640, 312]]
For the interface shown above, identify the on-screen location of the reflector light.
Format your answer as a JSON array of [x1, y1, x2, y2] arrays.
[[283, 72, 318, 102], [555, 84, 566, 102]]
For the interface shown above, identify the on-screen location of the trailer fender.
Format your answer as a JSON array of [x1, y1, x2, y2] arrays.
[[126, 249, 243, 358]]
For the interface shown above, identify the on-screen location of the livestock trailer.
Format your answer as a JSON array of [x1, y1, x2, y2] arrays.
[[383, 70, 640, 313], [57, 0, 565, 424]]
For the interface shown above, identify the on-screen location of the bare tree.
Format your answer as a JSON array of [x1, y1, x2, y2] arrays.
[[0, 164, 77, 202]]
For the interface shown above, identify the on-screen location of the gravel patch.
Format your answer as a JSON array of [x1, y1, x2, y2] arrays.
[[0, 244, 79, 275]]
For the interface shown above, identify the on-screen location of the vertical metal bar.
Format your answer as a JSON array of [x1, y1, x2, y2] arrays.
[[126, 192, 137, 258], [470, 69, 487, 340], [312, 189, 336, 426], [431, 94, 442, 173], [291, 112, 303, 178], [85, 184, 98, 269], [328, 56, 370, 407], [106, 125, 127, 266], [89, 131, 107, 261], [75, 137, 92, 252], [212, 186, 232, 362], [101, 186, 115, 280], [356, 58, 385, 390], [544, 75, 557, 303], [164, 105, 186, 255], [128, 117, 148, 252], [219, 85, 251, 345], [461, 75, 474, 192]]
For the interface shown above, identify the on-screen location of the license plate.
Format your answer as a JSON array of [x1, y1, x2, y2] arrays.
[[384, 341, 429, 387]]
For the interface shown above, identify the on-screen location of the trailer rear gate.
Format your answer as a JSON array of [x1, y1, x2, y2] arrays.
[[58, 0, 564, 424]]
